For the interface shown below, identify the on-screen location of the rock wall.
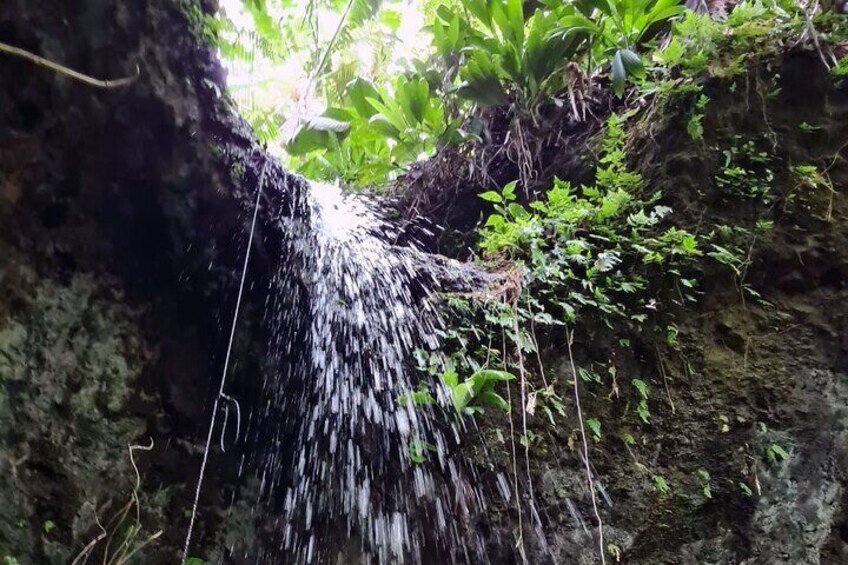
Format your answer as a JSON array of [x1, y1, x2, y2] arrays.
[[473, 54, 848, 564], [0, 0, 285, 561]]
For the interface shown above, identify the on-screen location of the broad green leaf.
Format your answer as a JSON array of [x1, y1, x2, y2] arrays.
[[553, 15, 601, 36], [632, 378, 649, 398], [471, 369, 515, 388], [485, 214, 506, 228], [478, 390, 510, 412], [442, 370, 459, 388], [367, 114, 400, 138], [620, 49, 646, 79], [611, 50, 626, 97], [404, 77, 430, 123], [506, 0, 525, 45], [452, 382, 475, 412], [346, 78, 381, 118], [287, 114, 351, 155], [508, 203, 530, 220], [366, 97, 406, 132], [479, 191, 503, 203]]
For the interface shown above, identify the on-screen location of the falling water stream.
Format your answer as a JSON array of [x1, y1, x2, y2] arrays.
[[253, 178, 486, 563]]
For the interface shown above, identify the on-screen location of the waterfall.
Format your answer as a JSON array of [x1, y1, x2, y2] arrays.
[[256, 178, 485, 563]]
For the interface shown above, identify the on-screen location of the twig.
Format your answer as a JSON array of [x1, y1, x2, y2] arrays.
[[526, 299, 549, 388], [566, 328, 606, 565], [0, 41, 138, 88], [655, 349, 676, 415], [502, 326, 527, 564], [512, 295, 546, 557]]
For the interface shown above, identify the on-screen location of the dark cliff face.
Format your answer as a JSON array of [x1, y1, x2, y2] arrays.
[[0, 1, 285, 561]]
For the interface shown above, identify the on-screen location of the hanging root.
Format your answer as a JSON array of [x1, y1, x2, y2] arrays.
[[0, 41, 138, 88], [512, 293, 550, 558], [506, 118, 537, 198], [566, 328, 607, 565], [564, 62, 590, 123], [502, 323, 527, 563], [795, 0, 839, 70]]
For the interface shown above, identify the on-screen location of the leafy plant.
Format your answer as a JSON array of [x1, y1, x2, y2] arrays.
[[436, 0, 591, 108], [686, 93, 710, 140], [442, 368, 514, 415], [408, 438, 436, 464], [632, 378, 650, 423], [479, 114, 701, 324], [397, 384, 435, 408], [715, 137, 774, 201], [765, 443, 789, 466], [696, 468, 712, 498], [555, 0, 686, 96], [586, 417, 603, 440]]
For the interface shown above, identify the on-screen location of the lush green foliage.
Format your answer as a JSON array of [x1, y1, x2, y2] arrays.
[[208, 0, 695, 187], [207, 0, 843, 189], [478, 114, 701, 323]]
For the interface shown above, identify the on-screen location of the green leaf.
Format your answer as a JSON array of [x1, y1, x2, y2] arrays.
[[485, 213, 506, 228], [507, 203, 529, 220], [553, 15, 601, 37], [366, 96, 407, 133], [479, 191, 503, 203], [286, 113, 351, 155], [452, 381, 475, 412], [632, 378, 649, 399], [611, 50, 626, 98], [346, 77, 381, 118], [367, 114, 401, 138], [619, 48, 645, 79], [478, 390, 510, 411], [456, 51, 509, 106], [442, 370, 459, 389], [471, 369, 515, 385], [506, 0, 525, 44], [766, 444, 789, 465], [586, 417, 602, 438]]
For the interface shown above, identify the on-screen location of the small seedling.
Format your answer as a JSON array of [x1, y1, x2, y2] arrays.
[[652, 475, 670, 494], [765, 443, 789, 466]]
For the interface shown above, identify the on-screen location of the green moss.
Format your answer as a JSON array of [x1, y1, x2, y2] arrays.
[[0, 274, 148, 561]]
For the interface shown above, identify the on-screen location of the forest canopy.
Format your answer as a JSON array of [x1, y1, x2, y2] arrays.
[[198, 0, 844, 190]]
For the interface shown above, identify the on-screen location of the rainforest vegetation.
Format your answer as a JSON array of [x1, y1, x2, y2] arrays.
[[1, 0, 848, 564]]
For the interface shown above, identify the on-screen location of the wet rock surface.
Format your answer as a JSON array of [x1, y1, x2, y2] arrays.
[[0, 0, 277, 561]]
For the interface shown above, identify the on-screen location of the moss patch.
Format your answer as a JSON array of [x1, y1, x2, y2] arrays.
[[0, 269, 149, 563]]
